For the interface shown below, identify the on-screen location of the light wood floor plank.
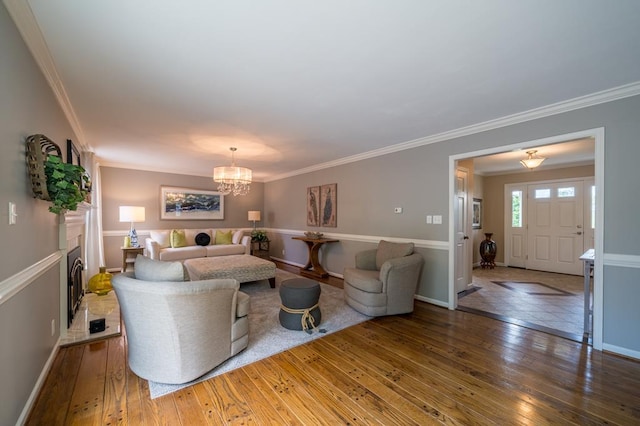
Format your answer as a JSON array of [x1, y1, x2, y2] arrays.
[[67, 340, 109, 425], [102, 337, 128, 425]]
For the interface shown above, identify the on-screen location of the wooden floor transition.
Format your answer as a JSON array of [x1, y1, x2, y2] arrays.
[[27, 262, 640, 425]]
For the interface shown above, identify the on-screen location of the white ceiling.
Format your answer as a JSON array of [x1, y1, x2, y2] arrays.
[[7, 1, 640, 180]]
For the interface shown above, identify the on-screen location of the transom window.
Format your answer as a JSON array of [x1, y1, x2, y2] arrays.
[[557, 187, 575, 197], [535, 188, 551, 199]]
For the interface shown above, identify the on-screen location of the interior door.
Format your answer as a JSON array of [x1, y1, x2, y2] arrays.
[[527, 181, 584, 275], [454, 168, 471, 293]]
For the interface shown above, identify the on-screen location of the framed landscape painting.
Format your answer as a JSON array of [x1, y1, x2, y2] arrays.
[[160, 186, 224, 220], [320, 183, 337, 227]]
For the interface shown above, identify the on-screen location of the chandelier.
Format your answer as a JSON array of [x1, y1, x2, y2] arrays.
[[520, 150, 546, 170], [213, 147, 252, 196]]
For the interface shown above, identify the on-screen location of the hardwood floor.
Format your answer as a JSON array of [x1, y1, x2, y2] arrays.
[[27, 264, 640, 425]]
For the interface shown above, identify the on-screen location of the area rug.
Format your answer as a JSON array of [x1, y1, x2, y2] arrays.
[[148, 270, 369, 398]]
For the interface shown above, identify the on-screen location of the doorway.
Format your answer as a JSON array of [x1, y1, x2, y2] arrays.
[[448, 128, 604, 349]]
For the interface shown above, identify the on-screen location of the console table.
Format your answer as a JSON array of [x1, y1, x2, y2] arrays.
[[292, 236, 339, 278]]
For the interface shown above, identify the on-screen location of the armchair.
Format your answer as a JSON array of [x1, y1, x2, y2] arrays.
[[343, 240, 423, 316], [112, 272, 249, 384]]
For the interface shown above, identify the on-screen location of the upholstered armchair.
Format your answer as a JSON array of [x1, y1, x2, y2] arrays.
[[112, 266, 249, 384], [343, 240, 423, 316]]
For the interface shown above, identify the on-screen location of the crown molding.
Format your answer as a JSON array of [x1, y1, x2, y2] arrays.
[[4, 0, 89, 151], [266, 81, 640, 182]]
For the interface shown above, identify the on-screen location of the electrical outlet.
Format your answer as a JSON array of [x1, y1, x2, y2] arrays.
[[394, 207, 403, 214], [51, 319, 56, 336], [282, 249, 285, 256]]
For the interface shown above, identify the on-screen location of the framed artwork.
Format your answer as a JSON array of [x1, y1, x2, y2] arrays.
[[320, 183, 337, 227], [307, 186, 320, 226], [160, 186, 224, 220], [472, 198, 482, 229]]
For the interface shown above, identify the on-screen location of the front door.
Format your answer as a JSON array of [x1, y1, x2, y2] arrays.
[[526, 181, 584, 275]]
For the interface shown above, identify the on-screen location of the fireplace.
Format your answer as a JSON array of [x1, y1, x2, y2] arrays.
[[67, 245, 84, 327]]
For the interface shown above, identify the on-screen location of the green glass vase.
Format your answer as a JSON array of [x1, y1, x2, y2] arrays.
[[88, 266, 113, 296]]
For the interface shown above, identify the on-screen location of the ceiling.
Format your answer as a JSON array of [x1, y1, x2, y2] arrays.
[[7, 1, 640, 181]]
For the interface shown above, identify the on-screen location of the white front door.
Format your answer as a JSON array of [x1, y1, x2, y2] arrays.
[[526, 181, 584, 275], [454, 167, 471, 293]]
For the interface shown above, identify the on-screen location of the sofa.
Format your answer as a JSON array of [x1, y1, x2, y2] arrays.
[[112, 255, 249, 384], [145, 228, 250, 262]]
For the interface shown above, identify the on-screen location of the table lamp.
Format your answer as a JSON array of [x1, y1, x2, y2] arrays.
[[119, 206, 145, 247], [248, 210, 261, 230]]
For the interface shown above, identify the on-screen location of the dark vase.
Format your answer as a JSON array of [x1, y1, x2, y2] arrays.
[[480, 233, 497, 269]]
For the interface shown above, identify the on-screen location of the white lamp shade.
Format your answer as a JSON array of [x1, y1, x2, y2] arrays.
[[248, 210, 261, 221], [119, 206, 146, 223]]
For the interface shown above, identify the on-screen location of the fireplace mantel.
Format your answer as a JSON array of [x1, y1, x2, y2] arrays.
[[59, 203, 91, 336]]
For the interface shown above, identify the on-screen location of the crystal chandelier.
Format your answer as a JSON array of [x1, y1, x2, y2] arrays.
[[213, 147, 252, 196]]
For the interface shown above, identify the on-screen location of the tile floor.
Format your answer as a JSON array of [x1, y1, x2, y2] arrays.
[[457, 266, 590, 341]]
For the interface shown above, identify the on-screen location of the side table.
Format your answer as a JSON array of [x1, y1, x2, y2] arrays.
[[251, 240, 271, 260], [292, 236, 339, 278], [121, 246, 144, 272]]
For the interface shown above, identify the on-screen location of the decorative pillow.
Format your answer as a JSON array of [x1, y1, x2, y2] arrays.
[[195, 232, 211, 246], [215, 230, 233, 245], [134, 255, 184, 282], [375, 240, 414, 270], [170, 229, 187, 248], [232, 229, 243, 245], [149, 230, 171, 249]]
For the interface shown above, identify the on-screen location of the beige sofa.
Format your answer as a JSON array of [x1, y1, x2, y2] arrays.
[[145, 228, 250, 261]]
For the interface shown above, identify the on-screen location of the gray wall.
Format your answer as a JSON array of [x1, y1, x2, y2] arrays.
[[100, 167, 265, 269], [265, 95, 640, 354], [0, 4, 75, 424]]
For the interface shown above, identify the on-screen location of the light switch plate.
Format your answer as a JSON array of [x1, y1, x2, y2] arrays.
[[9, 202, 17, 225], [426, 215, 432, 224], [433, 215, 442, 224], [394, 207, 403, 214]]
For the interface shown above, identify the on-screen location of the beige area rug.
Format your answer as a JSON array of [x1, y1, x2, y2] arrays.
[[148, 269, 370, 398]]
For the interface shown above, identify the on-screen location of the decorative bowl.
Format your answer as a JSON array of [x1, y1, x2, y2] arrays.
[[304, 231, 324, 239]]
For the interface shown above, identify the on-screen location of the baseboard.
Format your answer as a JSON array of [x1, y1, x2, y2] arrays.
[[602, 343, 640, 361], [17, 337, 61, 425], [414, 294, 448, 308]]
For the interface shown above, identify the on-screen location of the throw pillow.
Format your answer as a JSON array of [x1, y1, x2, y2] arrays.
[[134, 254, 185, 282], [375, 240, 414, 270], [195, 232, 211, 246], [215, 230, 233, 245], [149, 230, 171, 249], [170, 229, 187, 248]]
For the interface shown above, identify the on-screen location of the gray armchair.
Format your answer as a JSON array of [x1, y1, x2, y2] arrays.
[[112, 272, 249, 384], [343, 240, 423, 316]]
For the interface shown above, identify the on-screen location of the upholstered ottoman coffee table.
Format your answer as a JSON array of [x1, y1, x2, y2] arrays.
[[279, 278, 321, 332], [184, 255, 276, 288]]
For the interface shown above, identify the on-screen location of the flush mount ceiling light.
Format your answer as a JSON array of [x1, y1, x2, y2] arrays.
[[213, 147, 252, 196], [520, 150, 546, 170]]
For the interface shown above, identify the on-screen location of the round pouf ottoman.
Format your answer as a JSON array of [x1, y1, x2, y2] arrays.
[[279, 278, 321, 332]]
